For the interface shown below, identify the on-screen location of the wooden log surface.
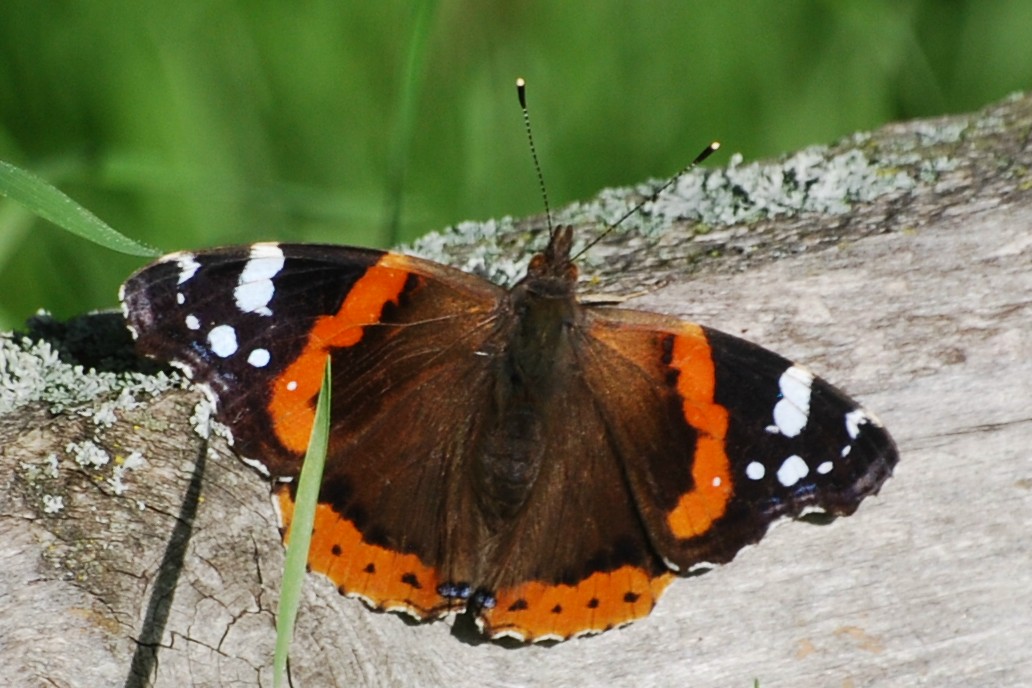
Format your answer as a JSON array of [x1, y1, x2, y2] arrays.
[[1, 92, 1030, 687]]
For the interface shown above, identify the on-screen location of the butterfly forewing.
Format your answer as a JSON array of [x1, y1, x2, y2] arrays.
[[579, 308, 898, 573]]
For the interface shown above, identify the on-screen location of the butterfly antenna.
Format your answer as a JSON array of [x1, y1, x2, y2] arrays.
[[573, 141, 721, 260], [517, 78, 554, 237]]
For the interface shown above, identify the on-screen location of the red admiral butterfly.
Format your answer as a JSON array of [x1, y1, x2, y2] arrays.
[[120, 88, 897, 643]]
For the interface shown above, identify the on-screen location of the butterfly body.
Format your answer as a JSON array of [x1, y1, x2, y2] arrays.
[[121, 223, 897, 642]]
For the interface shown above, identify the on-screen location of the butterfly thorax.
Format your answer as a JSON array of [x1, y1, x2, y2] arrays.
[[473, 234, 582, 524]]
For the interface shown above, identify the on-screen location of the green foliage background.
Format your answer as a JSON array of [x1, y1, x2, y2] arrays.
[[1, 1, 1029, 329]]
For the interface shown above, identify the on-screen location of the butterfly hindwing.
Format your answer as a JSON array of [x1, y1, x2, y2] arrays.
[[468, 339, 676, 640]]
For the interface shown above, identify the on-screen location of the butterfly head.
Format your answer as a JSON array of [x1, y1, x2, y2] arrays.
[[521, 225, 578, 298]]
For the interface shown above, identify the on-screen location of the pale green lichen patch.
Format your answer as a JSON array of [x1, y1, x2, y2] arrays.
[[2, 330, 185, 511], [405, 216, 529, 288], [189, 398, 214, 440], [647, 147, 916, 229], [42, 494, 65, 513], [188, 395, 233, 448], [399, 139, 922, 290], [1, 332, 180, 416], [65, 439, 110, 468], [105, 450, 147, 496]]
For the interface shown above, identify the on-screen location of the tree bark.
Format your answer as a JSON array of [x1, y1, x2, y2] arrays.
[[2, 92, 1030, 687]]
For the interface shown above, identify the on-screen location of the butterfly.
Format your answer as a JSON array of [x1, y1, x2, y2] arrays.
[[120, 80, 896, 642], [120, 216, 897, 642]]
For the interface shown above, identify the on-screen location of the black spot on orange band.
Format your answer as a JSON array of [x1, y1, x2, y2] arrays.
[[480, 566, 674, 641], [276, 486, 455, 618]]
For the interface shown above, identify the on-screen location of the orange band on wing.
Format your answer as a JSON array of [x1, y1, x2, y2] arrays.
[[665, 325, 732, 538], [482, 566, 674, 641], [268, 256, 414, 454], [276, 486, 451, 618]]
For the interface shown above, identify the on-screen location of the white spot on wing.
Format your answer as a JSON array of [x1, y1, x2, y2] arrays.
[[175, 254, 201, 284], [776, 455, 809, 487], [746, 461, 765, 480], [235, 243, 284, 316], [492, 629, 527, 642], [207, 324, 238, 357], [286, 380, 298, 391], [817, 460, 833, 474], [539, 632, 568, 643], [247, 348, 271, 368], [347, 591, 379, 608], [243, 455, 272, 477], [845, 408, 869, 439], [711, 476, 722, 487], [176, 293, 185, 305], [185, 314, 201, 330], [772, 365, 814, 437]]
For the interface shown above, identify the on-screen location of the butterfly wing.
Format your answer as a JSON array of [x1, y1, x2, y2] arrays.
[[470, 350, 676, 641], [122, 243, 509, 618], [578, 307, 898, 572]]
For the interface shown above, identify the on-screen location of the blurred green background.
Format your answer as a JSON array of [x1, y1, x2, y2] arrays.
[[1, 1, 1030, 330]]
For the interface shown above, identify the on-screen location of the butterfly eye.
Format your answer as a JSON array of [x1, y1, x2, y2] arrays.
[[527, 254, 546, 273]]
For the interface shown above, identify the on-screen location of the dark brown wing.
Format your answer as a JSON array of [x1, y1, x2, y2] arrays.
[[579, 307, 898, 573], [122, 242, 897, 640], [123, 244, 508, 618], [471, 351, 675, 641], [475, 303, 896, 641]]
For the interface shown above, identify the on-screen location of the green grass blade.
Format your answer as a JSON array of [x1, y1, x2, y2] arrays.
[[0, 159, 159, 257], [384, 0, 438, 245], [273, 356, 332, 687]]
